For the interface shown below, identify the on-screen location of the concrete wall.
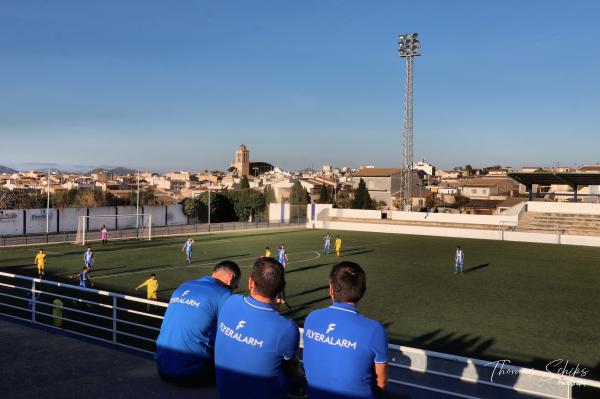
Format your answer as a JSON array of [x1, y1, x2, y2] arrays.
[[145, 205, 167, 227], [59, 208, 87, 233], [25, 209, 58, 234], [391, 211, 519, 226], [0, 205, 190, 236], [0, 210, 23, 235], [88, 207, 117, 230], [166, 204, 188, 226], [269, 203, 290, 223], [306, 204, 333, 227], [312, 219, 600, 247], [328, 208, 382, 219], [115, 206, 137, 229], [527, 201, 600, 215]]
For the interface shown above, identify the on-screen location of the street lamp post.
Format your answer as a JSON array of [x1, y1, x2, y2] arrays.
[[136, 172, 140, 234], [46, 169, 50, 234], [398, 33, 421, 211]]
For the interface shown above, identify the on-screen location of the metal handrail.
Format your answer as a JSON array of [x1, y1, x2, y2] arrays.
[[1, 272, 599, 398]]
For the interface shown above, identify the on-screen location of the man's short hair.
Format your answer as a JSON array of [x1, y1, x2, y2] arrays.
[[329, 261, 366, 303], [250, 257, 285, 299], [213, 261, 241, 279]]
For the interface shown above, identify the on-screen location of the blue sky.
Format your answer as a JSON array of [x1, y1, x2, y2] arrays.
[[1, 0, 599, 172]]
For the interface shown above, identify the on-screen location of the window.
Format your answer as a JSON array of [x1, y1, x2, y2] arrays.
[[471, 188, 477, 194]]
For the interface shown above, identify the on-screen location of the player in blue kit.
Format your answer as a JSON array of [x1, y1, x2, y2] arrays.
[[323, 233, 332, 254], [83, 246, 94, 270], [214, 257, 301, 399], [455, 245, 465, 274], [277, 243, 288, 267], [303, 261, 388, 399], [182, 237, 195, 264], [155, 261, 241, 386]]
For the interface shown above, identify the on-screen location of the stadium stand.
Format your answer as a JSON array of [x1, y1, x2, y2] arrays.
[[321, 216, 502, 231], [515, 212, 600, 236]]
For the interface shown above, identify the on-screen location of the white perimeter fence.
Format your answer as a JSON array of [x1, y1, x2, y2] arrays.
[[0, 272, 598, 398]]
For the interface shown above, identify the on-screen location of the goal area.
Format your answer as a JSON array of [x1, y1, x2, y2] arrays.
[[75, 214, 152, 245]]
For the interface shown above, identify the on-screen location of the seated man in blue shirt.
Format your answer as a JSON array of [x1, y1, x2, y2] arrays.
[[155, 260, 241, 386], [303, 261, 388, 399], [214, 257, 301, 399]]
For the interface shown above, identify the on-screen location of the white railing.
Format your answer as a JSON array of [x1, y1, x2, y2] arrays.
[[0, 271, 166, 355], [1, 272, 598, 398]]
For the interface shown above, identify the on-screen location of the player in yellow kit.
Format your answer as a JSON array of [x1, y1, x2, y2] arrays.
[[136, 273, 159, 300], [136, 273, 159, 312], [34, 249, 47, 277], [335, 235, 342, 257], [264, 246, 271, 258]]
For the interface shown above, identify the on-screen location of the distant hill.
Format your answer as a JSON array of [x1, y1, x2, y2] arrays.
[[0, 165, 17, 174], [89, 166, 137, 176]]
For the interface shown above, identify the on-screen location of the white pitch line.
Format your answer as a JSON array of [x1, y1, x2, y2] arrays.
[[28, 249, 64, 256], [93, 239, 234, 253], [93, 250, 322, 280]]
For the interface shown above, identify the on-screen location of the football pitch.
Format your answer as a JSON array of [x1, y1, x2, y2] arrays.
[[1, 228, 599, 377]]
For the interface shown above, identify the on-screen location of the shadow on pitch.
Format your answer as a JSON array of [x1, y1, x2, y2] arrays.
[[287, 285, 329, 299], [283, 295, 331, 321], [287, 263, 331, 274], [463, 263, 490, 274]]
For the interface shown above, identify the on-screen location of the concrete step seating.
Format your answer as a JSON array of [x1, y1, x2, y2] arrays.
[[321, 216, 501, 231], [516, 212, 600, 236]]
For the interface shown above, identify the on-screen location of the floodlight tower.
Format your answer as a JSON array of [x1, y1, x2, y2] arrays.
[[398, 33, 421, 211]]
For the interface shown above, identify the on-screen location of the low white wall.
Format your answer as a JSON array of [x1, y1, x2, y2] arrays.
[[306, 204, 333, 223], [117, 206, 138, 229], [328, 209, 382, 219], [0, 210, 23, 236], [59, 208, 87, 232], [527, 201, 600, 215], [145, 205, 167, 227], [25, 209, 58, 234], [391, 211, 519, 226], [88, 207, 117, 230], [166, 204, 188, 226], [0, 204, 189, 235], [314, 219, 600, 247], [269, 203, 290, 223]]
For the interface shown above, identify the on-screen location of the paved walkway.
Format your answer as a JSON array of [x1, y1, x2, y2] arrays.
[[0, 318, 217, 399], [1, 317, 553, 399]]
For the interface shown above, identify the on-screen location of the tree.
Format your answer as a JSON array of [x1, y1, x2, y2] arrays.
[[351, 179, 373, 209], [464, 164, 473, 176], [183, 196, 208, 221], [240, 175, 250, 189], [183, 191, 237, 223], [0, 188, 21, 209], [289, 181, 310, 205], [232, 189, 266, 221], [317, 185, 331, 204], [263, 185, 276, 204], [51, 189, 79, 208]]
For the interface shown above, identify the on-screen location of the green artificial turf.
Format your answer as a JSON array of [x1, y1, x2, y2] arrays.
[[1, 228, 599, 376]]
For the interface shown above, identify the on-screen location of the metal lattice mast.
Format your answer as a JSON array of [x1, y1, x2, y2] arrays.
[[398, 33, 421, 211]]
